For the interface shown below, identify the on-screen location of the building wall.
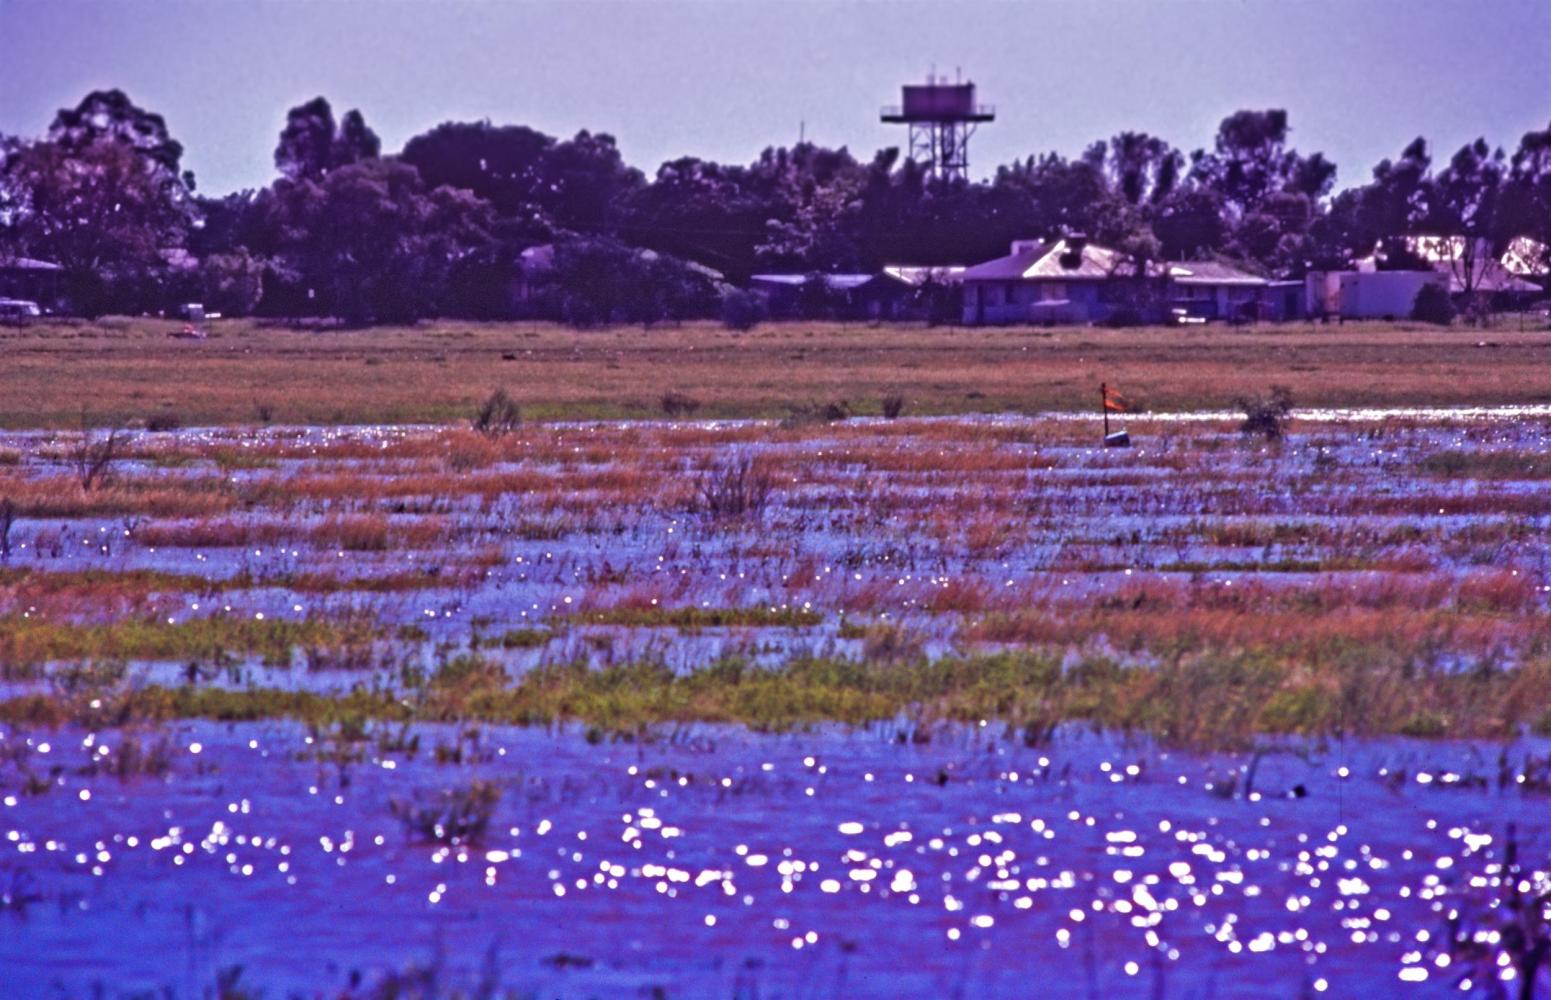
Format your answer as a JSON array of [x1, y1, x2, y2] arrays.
[[964, 277, 1293, 325], [963, 279, 1104, 324], [1305, 271, 1447, 320]]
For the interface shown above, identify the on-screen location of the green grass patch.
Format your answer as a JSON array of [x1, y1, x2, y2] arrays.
[[560, 606, 822, 630], [1420, 450, 1551, 480], [0, 614, 378, 676], [6, 646, 1544, 750]]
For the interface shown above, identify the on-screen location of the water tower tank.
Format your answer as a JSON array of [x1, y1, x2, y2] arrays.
[[881, 76, 995, 180]]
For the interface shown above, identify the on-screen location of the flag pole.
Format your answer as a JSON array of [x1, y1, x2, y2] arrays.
[[1101, 382, 1109, 439]]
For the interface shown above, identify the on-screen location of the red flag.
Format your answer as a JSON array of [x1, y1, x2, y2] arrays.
[[1102, 384, 1128, 413]]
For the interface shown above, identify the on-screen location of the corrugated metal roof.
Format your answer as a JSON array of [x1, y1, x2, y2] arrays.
[[964, 240, 1267, 286], [0, 257, 63, 272], [1165, 260, 1267, 286], [882, 265, 967, 286], [750, 273, 899, 291], [960, 242, 1052, 281], [1021, 241, 1131, 280]]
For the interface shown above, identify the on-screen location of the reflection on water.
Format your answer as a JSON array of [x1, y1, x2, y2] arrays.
[[2, 722, 1546, 998]]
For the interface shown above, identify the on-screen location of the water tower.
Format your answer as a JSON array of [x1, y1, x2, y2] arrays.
[[880, 73, 995, 181]]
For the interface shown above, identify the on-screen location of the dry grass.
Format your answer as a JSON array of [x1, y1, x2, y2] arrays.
[[3, 318, 1551, 428]]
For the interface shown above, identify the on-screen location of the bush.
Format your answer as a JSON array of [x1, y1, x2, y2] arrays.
[[695, 454, 774, 519], [1412, 283, 1456, 325], [881, 393, 906, 419], [720, 289, 763, 331], [1236, 385, 1294, 441], [472, 389, 520, 438], [390, 780, 501, 846], [145, 413, 182, 433], [659, 391, 701, 418]]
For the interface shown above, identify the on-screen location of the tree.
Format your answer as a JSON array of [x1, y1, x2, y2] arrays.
[[199, 250, 266, 316], [401, 121, 555, 217], [752, 143, 867, 272], [993, 152, 1130, 245], [49, 89, 194, 193], [1423, 138, 1508, 303], [1188, 110, 1336, 273], [1084, 132, 1183, 208], [0, 137, 192, 314], [537, 130, 643, 233], [622, 155, 785, 281], [538, 236, 716, 327], [274, 97, 380, 182], [1506, 122, 1551, 276], [1153, 186, 1228, 260], [265, 158, 494, 323]]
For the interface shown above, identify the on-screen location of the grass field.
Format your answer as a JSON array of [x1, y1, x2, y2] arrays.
[[3, 315, 1550, 428]]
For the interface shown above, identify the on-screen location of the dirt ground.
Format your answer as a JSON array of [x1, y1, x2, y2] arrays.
[[3, 316, 1550, 427]]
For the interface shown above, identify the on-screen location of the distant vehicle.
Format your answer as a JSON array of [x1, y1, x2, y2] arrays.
[[181, 302, 206, 322], [1170, 307, 1207, 325], [0, 298, 42, 319]]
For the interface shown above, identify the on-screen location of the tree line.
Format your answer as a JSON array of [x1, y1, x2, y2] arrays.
[[1, 89, 1548, 323]]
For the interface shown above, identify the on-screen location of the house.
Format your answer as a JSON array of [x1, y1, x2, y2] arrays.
[[749, 271, 913, 320], [1307, 236, 1548, 320], [1163, 260, 1285, 321], [0, 256, 64, 311], [1305, 270, 1448, 320], [959, 239, 1275, 325]]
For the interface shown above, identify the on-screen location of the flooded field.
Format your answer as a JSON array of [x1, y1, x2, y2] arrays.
[[2, 410, 1549, 997]]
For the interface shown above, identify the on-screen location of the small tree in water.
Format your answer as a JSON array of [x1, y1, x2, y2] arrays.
[[1236, 385, 1294, 441]]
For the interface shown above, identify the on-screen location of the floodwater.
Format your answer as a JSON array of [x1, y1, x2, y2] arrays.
[[4, 721, 1547, 998], [2, 409, 1550, 997]]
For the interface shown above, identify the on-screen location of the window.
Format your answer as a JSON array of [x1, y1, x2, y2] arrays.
[[1042, 282, 1066, 301]]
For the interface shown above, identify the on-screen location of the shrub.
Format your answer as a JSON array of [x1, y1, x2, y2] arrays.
[[1411, 283, 1456, 325], [660, 391, 701, 418], [472, 389, 521, 438], [0, 498, 12, 560], [1236, 385, 1294, 441], [390, 780, 501, 846], [145, 413, 183, 433], [73, 420, 124, 492], [695, 454, 774, 519], [779, 401, 850, 428], [880, 393, 906, 420], [720, 289, 763, 331]]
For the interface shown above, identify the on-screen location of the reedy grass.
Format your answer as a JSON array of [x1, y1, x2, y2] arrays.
[[5, 647, 1548, 750], [0, 614, 381, 677]]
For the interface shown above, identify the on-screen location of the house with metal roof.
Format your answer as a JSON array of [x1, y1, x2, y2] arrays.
[[960, 239, 1279, 325]]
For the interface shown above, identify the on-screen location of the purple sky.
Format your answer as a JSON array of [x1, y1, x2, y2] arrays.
[[2, 0, 1548, 196]]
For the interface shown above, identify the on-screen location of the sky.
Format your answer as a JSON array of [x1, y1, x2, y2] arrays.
[[1, 0, 1548, 197]]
